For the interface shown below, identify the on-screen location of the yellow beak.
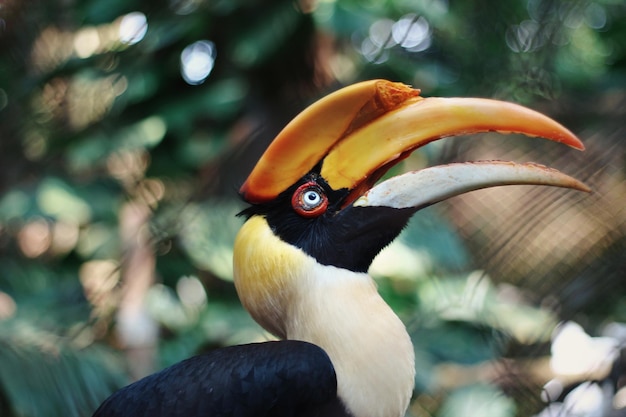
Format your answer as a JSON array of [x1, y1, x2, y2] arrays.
[[240, 80, 586, 204]]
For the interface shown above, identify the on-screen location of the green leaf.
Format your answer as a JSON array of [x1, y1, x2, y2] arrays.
[[0, 321, 126, 417], [176, 200, 243, 281], [37, 178, 92, 224]]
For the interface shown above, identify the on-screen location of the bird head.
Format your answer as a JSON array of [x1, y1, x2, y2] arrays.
[[233, 79, 588, 337]]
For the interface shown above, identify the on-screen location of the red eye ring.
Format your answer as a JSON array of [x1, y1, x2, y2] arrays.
[[291, 182, 328, 218]]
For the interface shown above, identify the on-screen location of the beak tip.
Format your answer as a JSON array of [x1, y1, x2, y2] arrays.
[[565, 134, 585, 151]]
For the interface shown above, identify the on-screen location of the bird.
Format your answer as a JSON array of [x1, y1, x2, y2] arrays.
[[92, 80, 589, 417]]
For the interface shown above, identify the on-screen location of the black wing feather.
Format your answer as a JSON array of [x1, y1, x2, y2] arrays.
[[93, 340, 350, 417]]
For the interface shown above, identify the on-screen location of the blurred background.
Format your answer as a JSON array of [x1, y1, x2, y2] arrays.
[[0, 0, 624, 416]]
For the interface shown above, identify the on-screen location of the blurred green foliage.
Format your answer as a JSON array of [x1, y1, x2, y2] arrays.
[[0, 0, 625, 416]]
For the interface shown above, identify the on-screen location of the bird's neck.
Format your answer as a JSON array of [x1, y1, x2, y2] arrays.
[[233, 217, 415, 417], [287, 266, 415, 417]]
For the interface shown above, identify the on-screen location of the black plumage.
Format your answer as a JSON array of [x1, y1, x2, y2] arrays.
[[93, 340, 350, 417]]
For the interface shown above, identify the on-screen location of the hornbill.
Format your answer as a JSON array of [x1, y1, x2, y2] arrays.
[[93, 80, 588, 417]]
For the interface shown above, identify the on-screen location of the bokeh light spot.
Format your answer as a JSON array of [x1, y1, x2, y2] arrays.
[[505, 20, 543, 53], [392, 14, 431, 51], [368, 18, 396, 49], [358, 15, 431, 63], [18, 219, 52, 258], [176, 276, 207, 308], [180, 40, 217, 85], [74, 27, 101, 58], [584, 3, 606, 30], [119, 12, 148, 45]]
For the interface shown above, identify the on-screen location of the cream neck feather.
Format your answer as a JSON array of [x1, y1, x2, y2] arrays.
[[287, 265, 415, 417], [233, 216, 415, 417]]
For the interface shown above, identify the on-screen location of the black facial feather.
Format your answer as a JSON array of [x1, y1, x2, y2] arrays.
[[238, 172, 416, 273]]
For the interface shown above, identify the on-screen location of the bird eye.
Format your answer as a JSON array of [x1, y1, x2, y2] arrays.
[[302, 190, 322, 206], [291, 182, 328, 218]]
